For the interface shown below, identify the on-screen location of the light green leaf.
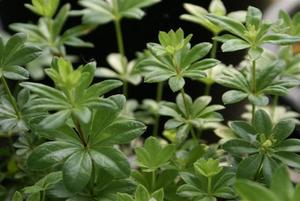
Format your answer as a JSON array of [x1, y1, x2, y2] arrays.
[[168, 76, 185, 92], [222, 90, 248, 104]]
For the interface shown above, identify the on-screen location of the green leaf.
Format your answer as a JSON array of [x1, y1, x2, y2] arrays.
[[254, 109, 273, 137], [194, 158, 223, 177], [248, 94, 269, 106], [229, 121, 256, 140], [222, 90, 248, 104], [223, 139, 258, 155], [0, 33, 41, 80], [39, 110, 71, 129], [152, 188, 164, 201], [206, 14, 247, 39], [235, 180, 279, 201], [90, 147, 130, 178], [275, 139, 300, 152], [135, 137, 175, 171], [273, 152, 300, 168], [221, 39, 250, 52], [209, 0, 226, 16], [12, 191, 23, 201], [271, 166, 293, 201], [183, 42, 212, 64], [93, 119, 146, 145], [63, 151, 92, 192], [237, 154, 262, 179], [273, 120, 295, 142], [246, 6, 262, 29], [177, 184, 204, 198], [117, 193, 134, 201], [168, 76, 185, 92], [262, 33, 300, 45], [25, 0, 60, 17], [135, 185, 150, 201], [27, 141, 80, 170]]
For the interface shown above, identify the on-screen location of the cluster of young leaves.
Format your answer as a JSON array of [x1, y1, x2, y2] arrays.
[[21, 58, 123, 129], [118, 185, 164, 201], [138, 28, 219, 92], [217, 60, 299, 105], [236, 166, 300, 201], [79, 0, 161, 25], [11, 0, 94, 56], [178, 158, 235, 201], [159, 94, 224, 142], [223, 109, 300, 182], [208, 6, 300, 59], [132, 137, 179, 201], [181, 0, 246, 35]]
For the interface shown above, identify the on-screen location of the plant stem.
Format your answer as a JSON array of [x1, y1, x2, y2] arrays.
[[151, 170, 156, 191], [204, 35, 218, 95], [271, 95, 279, 119], [152, 82, 164, 137], [41, 190, 46, 201], [1, 76, 21, 118], [204, 84, 211, 96], [207, 176, 212, 195], [251, 59, 257, 124], [114, 19, 128, 98]]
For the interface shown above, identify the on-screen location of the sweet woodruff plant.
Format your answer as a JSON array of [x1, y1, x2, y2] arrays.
[[1, 0, 300, 201]]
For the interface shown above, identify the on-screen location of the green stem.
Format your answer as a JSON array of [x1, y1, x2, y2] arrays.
[[1, 76, 21, 118], [251, 59, 257, 123], [114, 19, 128, 98], [152, 82, 164, 137], [271, 95, 279, 119], [207, 176, 212, 195], [41, 190, 46, 201], [204, 84, 212, 96], [151, 170, 156, 191]]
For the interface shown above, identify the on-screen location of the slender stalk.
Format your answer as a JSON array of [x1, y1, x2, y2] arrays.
[[41, 191, 46, 201], [114, 19, 128, 97], [152, 82, 164, 137], [207, 176, 212, 195], [271, 95, 279, 119], [204, 84, 211, 96], [151, 170, 156, 191], [204, 35, 218, 95], [251, 59, 257, 123], [1, 76, 21, 118]]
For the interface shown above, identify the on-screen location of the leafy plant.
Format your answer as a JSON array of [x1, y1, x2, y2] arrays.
[[223, 109, 300, 182], [178, 158, 235, 201], [2, 1, 300, 201]]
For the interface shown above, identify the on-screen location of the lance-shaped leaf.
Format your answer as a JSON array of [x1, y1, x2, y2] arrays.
[[79, 0, 161, 25], [0, 33, 41, 80]]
